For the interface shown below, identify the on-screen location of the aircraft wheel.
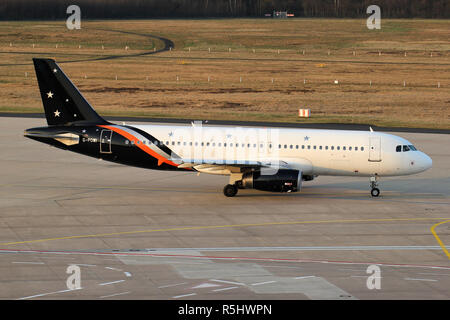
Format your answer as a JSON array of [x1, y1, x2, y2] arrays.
[[223, 184, 238, 197], [371, 188, 380, 197]]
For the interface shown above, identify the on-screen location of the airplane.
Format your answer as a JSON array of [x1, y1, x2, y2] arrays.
[[24, 58, 432, 197]]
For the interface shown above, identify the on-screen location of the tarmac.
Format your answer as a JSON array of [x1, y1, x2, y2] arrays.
[[0, 117, 449, 299]]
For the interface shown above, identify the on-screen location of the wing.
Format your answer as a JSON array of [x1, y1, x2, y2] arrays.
[[172, 157, 310, 175]]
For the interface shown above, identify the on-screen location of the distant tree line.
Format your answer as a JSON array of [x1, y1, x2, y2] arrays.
[[0, 0, 448, 20]]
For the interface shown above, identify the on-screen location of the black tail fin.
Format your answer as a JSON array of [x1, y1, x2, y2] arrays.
[[33, 58, 108, 126]]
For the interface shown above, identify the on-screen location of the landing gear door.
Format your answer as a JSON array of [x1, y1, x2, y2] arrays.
[[100, 129, 112, 154], [369, 137, 381, 162]]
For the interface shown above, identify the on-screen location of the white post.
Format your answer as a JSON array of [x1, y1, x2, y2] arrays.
[[176, 75, 179, 81], [208, 47, 210, 53], [370, 80, 372, 86], [271, 78, 274, 83], [115, 75, 117, 80], [189, 47, 191, 52], [240, 76, 242, 83], [208, 76, 210, 82], [438, 82, 440, 88], [304, 79, 306, 84], [253, 49, 255, 53], [403, 80, 406, 87], [378, 51, 381, 56], [25, 72, 28, 77], [404, 52, 407, 57], [302, 50, 305, 55], [79, 44, 81, 49], [56, 44, 58, 48], [228, 48, 231, 52], [277, 49, 280, 54], [328, 50, 330, 55]]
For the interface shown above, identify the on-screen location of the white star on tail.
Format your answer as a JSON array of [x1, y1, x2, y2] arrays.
[[47, 91, 54, 98], [54, 110, 61, 117]]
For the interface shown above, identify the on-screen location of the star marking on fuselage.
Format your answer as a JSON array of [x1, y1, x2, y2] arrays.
[[54, 110, 61, 117], [47, 91, 54, 98], [53, 68, 57, 73], [168, 131, 173, 137], [304, 136, 310, 141]]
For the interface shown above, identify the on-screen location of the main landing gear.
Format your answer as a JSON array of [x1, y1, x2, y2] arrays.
[[370, 176, 380, 197], [223, 184, 238, 197]]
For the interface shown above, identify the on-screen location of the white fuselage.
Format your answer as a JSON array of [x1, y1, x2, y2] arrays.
[[131, 124, 432, 177]]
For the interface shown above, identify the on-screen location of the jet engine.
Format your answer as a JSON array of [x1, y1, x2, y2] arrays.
[[241, 169, 302, 192]]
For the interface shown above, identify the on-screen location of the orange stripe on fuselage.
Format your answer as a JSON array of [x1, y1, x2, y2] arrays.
[[98, 125, 179, 167]]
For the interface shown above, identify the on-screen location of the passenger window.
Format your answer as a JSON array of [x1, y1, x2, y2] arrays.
[[313, 145, 316, 150], [296, 145, 299, 149], [355, 147, 358, 151], [325, 146, 328, 150], [343, 146, 346, 151], [302, 145, 305, 149], [337, 146, 340, 150], [361, 147, 364, 151], [331, 146, 334, 150], [319, 146, 322, 150], [284, 145, 287, 149], [290, 145, 293, 149], [403, 145, 410, 152], [349, 146, 352, 151], [307, 145, 311, 150], [269, 144, 272, 148]]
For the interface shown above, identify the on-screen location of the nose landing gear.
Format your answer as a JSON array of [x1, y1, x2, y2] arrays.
[[370, 176, 380, 197]]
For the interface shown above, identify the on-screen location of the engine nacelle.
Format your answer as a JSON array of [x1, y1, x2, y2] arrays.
[[242, 169, 302, 192]]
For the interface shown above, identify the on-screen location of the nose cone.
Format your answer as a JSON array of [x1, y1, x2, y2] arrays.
[[417, 152, 432, 172]]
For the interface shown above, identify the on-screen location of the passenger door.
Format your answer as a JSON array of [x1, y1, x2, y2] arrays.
[[369, 137, 381, 162]]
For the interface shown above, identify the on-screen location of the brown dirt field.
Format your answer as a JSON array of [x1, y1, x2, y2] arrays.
[[0, 19, 449, 128]]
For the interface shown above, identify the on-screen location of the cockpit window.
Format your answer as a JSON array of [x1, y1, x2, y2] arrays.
[[396, 145, 401, 152], [408, 145, 417, 151], [403, 145, 410, 152]]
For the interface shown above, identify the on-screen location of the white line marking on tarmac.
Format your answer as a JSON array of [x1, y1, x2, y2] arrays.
[[75, 264, 97, 267], [99, 280, 125, 286], [17, 288, 82, 300], [99, 291, 130, 299], [251, 280, 277, 286], [404, 278, 438, 282], [294, 276, 316, 280], [158, 282, 187, 289], [417, 273, 450, 277], [172, 293, 197, 299], [210, 279, 245, 286], [124, 272, 132, 277], [105, 267, 122, 271], [12, 261, 44, 265], [212, 286, 238, 292]]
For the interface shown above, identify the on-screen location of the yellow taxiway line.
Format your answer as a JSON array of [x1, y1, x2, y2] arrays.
[[1, 217, 450, 247], [430, 220, 450, 260]]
